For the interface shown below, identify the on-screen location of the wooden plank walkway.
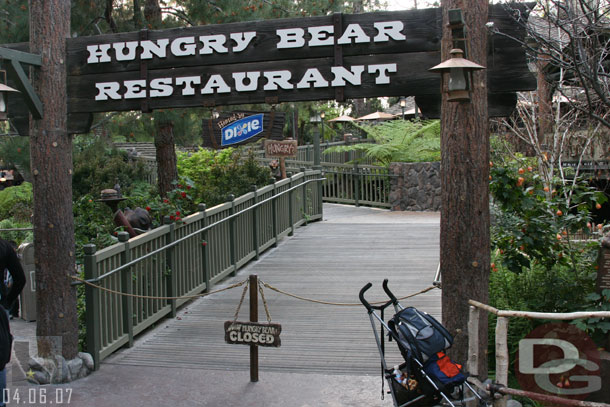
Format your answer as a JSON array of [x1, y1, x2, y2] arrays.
[[106, 204, 441, 375]]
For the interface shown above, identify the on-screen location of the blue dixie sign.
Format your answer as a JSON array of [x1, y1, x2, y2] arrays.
[[221, 114, 264, 146]]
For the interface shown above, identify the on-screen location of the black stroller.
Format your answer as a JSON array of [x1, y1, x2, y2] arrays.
[[359, 280, 487, 407]]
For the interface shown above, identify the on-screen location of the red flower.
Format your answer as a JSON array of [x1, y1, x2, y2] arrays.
[[175, 217, 181, 221], [145, 206, 151, 211], [181, 192, 187, 198], [170, 215, 175, 220], [178, 184, 182, 188], [186, 185, 192, 190], [163, 199, 169, 203], [175, 211, 180, 216]]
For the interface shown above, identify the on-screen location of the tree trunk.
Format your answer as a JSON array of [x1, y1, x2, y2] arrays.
[[29, 0, 79, 360], [133, 0, 142, 29], [440, 0, 489, 378], [154, 120, 178, 197], [537, 56, 552, 145], [143, 0, 162, 27]]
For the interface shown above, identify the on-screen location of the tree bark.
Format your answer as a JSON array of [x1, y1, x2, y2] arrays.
[[29, 0, 79, 360], [154, 119, 178, 197], [440, 0, 489, 378], [536, 56, 552, 145]]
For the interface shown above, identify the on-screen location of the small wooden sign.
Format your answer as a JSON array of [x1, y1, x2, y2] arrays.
[[597, 247, 610, 293], [264, 139, 298, 158], [202, 111, 285, 149], [224, 321, 282, 347]]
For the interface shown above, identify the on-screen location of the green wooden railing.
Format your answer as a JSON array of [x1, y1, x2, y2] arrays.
[[82, 171, 323, 368]]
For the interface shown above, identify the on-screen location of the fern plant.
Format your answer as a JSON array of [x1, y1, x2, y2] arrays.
[[324, 120, 441, 166]]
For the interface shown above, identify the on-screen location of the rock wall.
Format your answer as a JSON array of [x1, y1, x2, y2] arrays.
[[389, 162, 441, 211]]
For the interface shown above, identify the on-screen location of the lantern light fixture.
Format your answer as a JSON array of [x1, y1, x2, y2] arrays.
[[429, 48, 485, 102], [0, 70, 19, 121]]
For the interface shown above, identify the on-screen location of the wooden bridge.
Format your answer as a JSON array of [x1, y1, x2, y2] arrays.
[[104, 204, 441, 375]]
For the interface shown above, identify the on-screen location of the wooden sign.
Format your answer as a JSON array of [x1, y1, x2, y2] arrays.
[[202, 111, 285, 149], [597, 247, 610, 292], [264, 140, 298, 158], [57, 4, 533, 118], [224, 321, 282, 347]]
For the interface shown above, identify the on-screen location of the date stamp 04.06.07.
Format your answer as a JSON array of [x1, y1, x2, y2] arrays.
[[3, 388, 73, 405]]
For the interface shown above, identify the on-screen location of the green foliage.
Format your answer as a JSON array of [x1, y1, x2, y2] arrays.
[[488, 157, 609, 383], [73, 194, 118, 261], [573, 289, 610, 346], [490, 158, 607, 274], [176, 148, 272, 206], [323, 120, 441, 166], [0, 137, 30, 179], [0, 182, 32, 222], [0, 218, 32, 245], [488, 257, 598, 376], [72, 138, 151, 199]]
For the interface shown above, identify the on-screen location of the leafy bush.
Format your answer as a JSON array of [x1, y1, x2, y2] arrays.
[[488, 157, 608, 388], [323, 120, 441, 166], [490, 159, 606, 274], [0, 182, 33, 222], [0, 218, 33, 246], [72, 138, 150, 199], [176, 148, 272, 207]]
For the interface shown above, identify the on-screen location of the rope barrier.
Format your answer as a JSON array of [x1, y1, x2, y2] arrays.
[[260, 280, 439, 307], [70, 275, 248, 300], [70, 275, 438, 305]]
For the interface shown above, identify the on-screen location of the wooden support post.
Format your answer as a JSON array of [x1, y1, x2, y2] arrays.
[[83, 244, 100, 370], [495, 316, 509, 407], [288, 176, 294, 236], [164, 216, 177, 317], [198, 204, 210, 292], [467, 305, 480, 377], [118, 232, 134, 348], [279, 157, 287, 179], [353, 163, 360, 207], [250, 274, 259, 382], [271, 181, 279, 247], [228, 194, 237, 276], [252, 185, 260, 260], [301, 168, 308, 225]]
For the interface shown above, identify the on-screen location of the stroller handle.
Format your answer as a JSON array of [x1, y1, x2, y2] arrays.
[[359, 282, 373, 311], [382, 279, 399, 304], [359, 282, 394, 312]]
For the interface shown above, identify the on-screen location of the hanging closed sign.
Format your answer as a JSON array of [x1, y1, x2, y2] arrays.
[[224, 321, 282, 347]]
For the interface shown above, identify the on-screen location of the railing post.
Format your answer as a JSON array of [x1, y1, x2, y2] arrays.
[[467, 305, 480, 378], [354, 162, 360, 207], [271, 179, 279, 247], [198, 203, 210, 292], [495, 316, 509, 407], [306, 142, 312, 162], [118, 232, 134, 348], [228, 194, 237, 276], [164, 216, 177, 317], [317, 170, 324, 216], [301, 168, 308, 225], [84, 243, 101, 370], [288, 175, 294, 236], [251, 185, 260, 260]]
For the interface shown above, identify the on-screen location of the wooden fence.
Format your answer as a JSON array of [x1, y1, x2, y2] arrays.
[[467, 300, 610, 407], [82, 171, 323, 368]]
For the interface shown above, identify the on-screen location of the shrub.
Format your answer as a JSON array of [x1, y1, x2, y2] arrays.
[[176, 148, 272, 207], [72, 138, 150, 199], [0, 182, 33, 222]]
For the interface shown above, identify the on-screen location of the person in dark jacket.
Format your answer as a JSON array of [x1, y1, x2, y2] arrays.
[[0, 239, 26, 407]]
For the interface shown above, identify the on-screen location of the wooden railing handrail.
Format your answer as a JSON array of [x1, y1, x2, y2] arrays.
[[82, 174, 324, 284], [468, 299, 610, 320]]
